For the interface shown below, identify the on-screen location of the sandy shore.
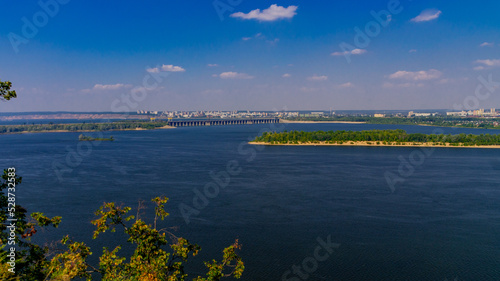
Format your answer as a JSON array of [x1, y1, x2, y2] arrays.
[[279, 120, 365, 124], [158, 125, 176, 129], [249, 141, 500, 149]]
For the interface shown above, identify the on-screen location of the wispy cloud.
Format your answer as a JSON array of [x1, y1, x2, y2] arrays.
[[475, 59, 500, 67], [82, 83, 132, 93], [241, 33, 279, 45], [267, 38, 280, 45], [207, 64, 219, 67], [383, 82, 425, 88], [307, 75, 328, 81], [93, 83, 132, 90], [474, 59, 500, 70], [282, 73, 291, 78], [339, 82, 353, 88], [231, 4, 298, 22], [331, 49, 367, 56], [411, 9, 442, 22], [480, 42, 494, 47], [389, 69, 442, 81], [218, 72, 254, 79], [409, 49, 417, 53], [146, 64, 185, 73]]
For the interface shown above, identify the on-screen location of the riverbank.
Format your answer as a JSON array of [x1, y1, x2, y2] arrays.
[[249, 141, 500, 149], [0, 125, 176, 135]]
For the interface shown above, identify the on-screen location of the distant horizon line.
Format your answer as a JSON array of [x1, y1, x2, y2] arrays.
[[0, 108, 492, 115]]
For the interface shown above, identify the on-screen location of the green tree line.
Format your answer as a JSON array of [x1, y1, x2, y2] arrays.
[[254, 129, 500, 146], [0, 121, 170, 134]]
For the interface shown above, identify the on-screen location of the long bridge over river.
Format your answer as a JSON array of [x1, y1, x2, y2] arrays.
[[167, 118, 280, 127]]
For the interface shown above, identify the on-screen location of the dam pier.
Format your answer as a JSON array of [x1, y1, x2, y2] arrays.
[[167, 118, 280, 127]]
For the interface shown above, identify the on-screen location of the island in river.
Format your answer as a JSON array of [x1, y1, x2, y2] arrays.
[[0, 121, 175, 134], [250, 129, 500, 148]]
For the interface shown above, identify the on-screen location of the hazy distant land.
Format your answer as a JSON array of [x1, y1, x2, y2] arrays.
[[0, 121, 174, 134]]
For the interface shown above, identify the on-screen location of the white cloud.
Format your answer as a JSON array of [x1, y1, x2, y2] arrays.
[[93, 83, 132, 90], [307, 75, 328, 81], [231, 4, 298, 22], [331, 48, 367, 56], [339, 82, 353, 88], [409, 49, 417, 53], [473, 66, 485, 71], [81, 83, 132, 93], [388, 69, 442, 81], [383, 82, 425, 88], [218, 72, 254, 79], [475, 59, 500, 67], [282, 73, 291, 78], [411, 9, 442, 22], [207, 64, 219, 67], [480, 42, 494, 47], [147, 64, 185, 73]]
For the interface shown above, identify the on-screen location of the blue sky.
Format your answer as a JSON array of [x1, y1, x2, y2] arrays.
[[1, 0, 500, 112]]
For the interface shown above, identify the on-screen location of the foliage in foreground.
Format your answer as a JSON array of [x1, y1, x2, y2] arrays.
[[0, 171, 244, 280], [0, 80, 17, 101], [254, 129, 500, 146]]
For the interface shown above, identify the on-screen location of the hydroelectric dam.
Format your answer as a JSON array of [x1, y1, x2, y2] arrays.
[[166, 118, 280, 127]]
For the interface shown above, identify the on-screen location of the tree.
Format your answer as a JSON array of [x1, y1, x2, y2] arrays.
[[0, 81, 59, 280], [46, 197, 244, 280], [1, 173, 244, 280], [0, 80, 17, 101], [0, 169, 62, 281]]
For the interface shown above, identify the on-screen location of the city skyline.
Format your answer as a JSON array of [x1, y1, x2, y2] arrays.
[[1, 0, 500, 112]]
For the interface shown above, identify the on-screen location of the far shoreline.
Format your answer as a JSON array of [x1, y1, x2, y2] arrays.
[[280, 120, 366, 124], [0, 125, 176, 135], [249, 141, 500, 149]]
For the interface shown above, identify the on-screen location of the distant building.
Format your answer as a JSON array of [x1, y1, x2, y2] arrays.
[[446, 111, 467, 117], [310, 112, 324, 116], [374, 114, 385, 118], [409, 111, 434, 117]]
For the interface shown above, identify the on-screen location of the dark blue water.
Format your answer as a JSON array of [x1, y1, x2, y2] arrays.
[[1, 123, 500, 280]]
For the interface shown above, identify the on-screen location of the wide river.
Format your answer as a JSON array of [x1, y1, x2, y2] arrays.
[[1, 123, 499, 280]]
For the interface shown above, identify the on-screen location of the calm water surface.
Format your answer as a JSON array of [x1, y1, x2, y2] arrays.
[[1, 123, 499, 280]]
